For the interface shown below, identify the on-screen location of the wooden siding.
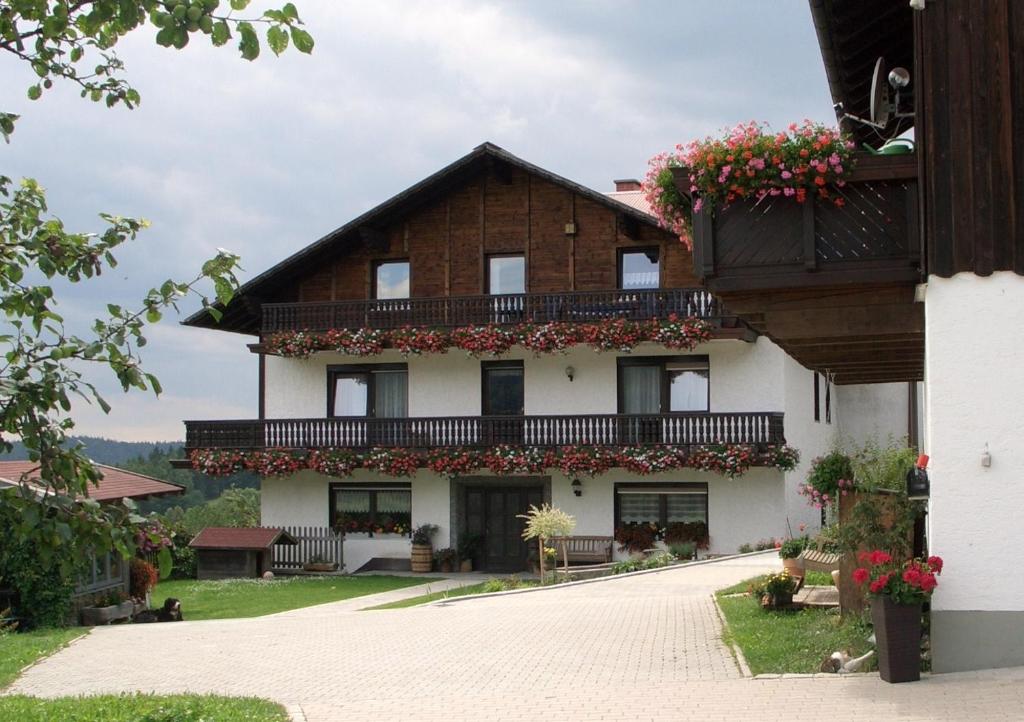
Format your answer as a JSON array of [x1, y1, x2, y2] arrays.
[[918, 0, 1024, 277], [297, 166, 696, 303]]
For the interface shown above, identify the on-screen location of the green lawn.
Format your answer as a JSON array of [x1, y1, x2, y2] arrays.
[[0, 693, 288, 721], [153, 575, 434, 620], [0, 627, 87, 688], [716, 578, 874, 675]]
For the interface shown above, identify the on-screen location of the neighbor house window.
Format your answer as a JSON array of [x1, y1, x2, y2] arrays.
[[77, 551, 125, 594], [487, 254, 526, 295], [328, 364, 408, 417], [614, 483, 708, 529], [618, 357, 709, 414], [330, 482, 411, 536], [373, 260, 410, 300], [619, 248, 660, 289]]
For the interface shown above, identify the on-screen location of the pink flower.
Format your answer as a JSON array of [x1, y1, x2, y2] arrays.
[[781, 170, 793, 179]]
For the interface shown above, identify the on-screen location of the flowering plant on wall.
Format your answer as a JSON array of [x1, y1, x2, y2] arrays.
[[643, 120, 855, 247], [852, 551, 943, 605], [264, 317, 713, 359], [189, 443, 801, 481], [798, 451, 854, 509]]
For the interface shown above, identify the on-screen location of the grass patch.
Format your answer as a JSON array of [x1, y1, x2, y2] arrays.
[[716, 586, 874, 675], [804, 570, 835, 586], [365, 576, 540, 610], [0, 693, 288, 721], [0, 627, 87, 689], [154, 575, 435, 620]]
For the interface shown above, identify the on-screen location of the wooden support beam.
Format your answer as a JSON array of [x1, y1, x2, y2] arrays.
[[763, 304, 923, 340]]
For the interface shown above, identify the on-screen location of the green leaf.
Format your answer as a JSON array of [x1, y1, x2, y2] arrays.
[[211, 20, 230, 46], [231, 0, 253, 9], [27, 85, 42, 100], [158, 546, 173, 579], [238, 22, 260, 61], [267, 25, 289, 56], [282, 3, 301, 21], [290, 26, 314, 54]]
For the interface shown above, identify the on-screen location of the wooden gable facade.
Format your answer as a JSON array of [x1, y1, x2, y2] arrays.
[[188, 143, 697, 335]]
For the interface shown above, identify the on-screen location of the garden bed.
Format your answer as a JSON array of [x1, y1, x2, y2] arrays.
[[716, 576, 875, 674]]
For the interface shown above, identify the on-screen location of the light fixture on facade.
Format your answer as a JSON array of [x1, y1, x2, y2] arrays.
[[565, 365, 576, 382], [571, 479, 583, 497]]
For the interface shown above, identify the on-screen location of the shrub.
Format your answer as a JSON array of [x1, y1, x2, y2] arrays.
[[129, 559, 158, 599], [668, 541, 696, 560], [850, 439, 918, 492], [778, 536, 808, 560], [0, 515, 76, 628], [737, 543, 754, 554], [614, 523, 658, 554]]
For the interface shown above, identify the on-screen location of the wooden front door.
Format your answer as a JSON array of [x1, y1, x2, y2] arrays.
[[465, 486, 542, 572]]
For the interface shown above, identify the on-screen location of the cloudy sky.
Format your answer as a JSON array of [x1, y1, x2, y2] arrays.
[[2, 1, 834, 441]]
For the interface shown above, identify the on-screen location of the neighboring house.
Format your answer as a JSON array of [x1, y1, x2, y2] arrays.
[[667, 0, 1022, 674], [181, 142, 910, 574], [0, 461, 184, 598]]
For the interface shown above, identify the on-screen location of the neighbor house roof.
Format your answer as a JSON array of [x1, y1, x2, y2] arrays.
[[189, 527, 298, 550], [605, 190, 653, 216], [183, 142, 670, 335], [0, 460, 185, 502]]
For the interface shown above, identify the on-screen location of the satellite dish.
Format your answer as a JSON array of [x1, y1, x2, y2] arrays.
[[870, 57, 891, 127]]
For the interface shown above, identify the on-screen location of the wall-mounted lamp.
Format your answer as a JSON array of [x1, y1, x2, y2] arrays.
[[565, 366, 576, 382], [571, 479, 583, 497], [982, 443, 992, 468]]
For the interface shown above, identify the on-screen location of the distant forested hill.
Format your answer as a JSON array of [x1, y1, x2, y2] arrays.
[[2, 436, 183, 465]]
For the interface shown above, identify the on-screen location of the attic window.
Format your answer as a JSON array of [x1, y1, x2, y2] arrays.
[[619, 248, 660, 290], [374, 261, 409, 300]]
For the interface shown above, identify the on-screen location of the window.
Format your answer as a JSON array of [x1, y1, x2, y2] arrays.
[[615, 483, 708, 528], [814, 373, 821, 423], [328, 365, 408, 417], [487, 254, 525, 295], [825, 376, 832, 424], [330, 482, 411, 536], [373, 260, 410, 300], [77, 551, 125, 594], [619, 248, 660, 289], [482, 360, 524, 416], [618, 356, 709, 414]]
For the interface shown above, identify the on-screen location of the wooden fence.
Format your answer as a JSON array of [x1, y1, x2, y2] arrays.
[[272, 525, 344, 570]]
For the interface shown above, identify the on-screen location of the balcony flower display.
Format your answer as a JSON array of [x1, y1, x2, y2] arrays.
[[644, 120, 855, 247], [189, 443, 801, 481], [264, 316, 713, 359]]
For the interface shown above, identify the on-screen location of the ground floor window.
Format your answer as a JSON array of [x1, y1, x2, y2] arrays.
[[330, 482, 411, 536], [77, 551, 125, 595], [614, 482, 709, 548]]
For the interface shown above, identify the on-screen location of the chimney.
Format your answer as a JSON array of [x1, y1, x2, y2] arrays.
[[614, 178, 642, 192]]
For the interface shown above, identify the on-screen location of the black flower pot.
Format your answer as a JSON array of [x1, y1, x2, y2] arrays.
[[871, 597, 921, 683]]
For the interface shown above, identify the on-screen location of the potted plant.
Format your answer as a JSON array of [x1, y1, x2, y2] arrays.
[[410, 523, 439, 573], [613, 522, 659, 556], [457, 533, 482, 572], [759, 571, 798, 609], [80, 590, 134, 626], [303, 553, 338, 573], [778, 536, 807, 576], [852, 551, 943, 683], [433, 547, 458, 574]]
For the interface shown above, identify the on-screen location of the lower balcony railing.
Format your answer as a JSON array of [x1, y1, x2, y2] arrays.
[[184, 412, 785, 450]]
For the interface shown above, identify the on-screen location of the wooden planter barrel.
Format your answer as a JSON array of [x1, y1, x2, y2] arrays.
[[872, 597, 922, 683], [410, 544, 433, 573]]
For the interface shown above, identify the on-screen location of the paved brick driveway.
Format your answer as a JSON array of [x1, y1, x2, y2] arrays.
[[9, 554, 1024, 720]]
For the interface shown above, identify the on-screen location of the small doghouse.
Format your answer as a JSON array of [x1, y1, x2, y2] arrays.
[[190, 527, 298, 580]]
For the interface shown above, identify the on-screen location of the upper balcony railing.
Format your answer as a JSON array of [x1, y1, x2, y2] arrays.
[[262, 288, 721, 333], [184, 412, 784, 450], [674, 154, 921, 292]]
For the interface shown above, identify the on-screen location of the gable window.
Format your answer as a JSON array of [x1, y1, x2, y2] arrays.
[[487, 254, 525, 295], [618, 357, 710, 414], [619, 248, 660, 289], [330, 482, 411, 536], [615, 482, 708, 530], [328, 364, 408, 417], [373, 260, 410, 300]]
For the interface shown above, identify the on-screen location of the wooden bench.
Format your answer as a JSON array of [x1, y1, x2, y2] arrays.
[[551, 536, 613, 565], [800, 548, 842, 573]]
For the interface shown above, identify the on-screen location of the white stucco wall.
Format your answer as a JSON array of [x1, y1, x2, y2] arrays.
[[264, 338, 788, 418], [780, 353, 837, 535], [925, 272, 1024, 613], [836, 383, 912, 449]]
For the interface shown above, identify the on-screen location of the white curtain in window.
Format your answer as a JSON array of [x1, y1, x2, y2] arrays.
[[374, 370, 408, 417], [622, 365, 661, 414], [333, 376, 368, 416], [669, 369, 709, 412]]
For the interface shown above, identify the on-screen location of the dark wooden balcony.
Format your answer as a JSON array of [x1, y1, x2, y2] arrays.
[[672, 154, 924, 385], [184, 412, 785, 450], [262, 288, 722, 333]]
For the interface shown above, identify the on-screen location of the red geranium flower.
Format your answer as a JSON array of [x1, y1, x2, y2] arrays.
[[852, 567, 870, 585], [927, 556, 944, 574], [869, 550, 892, 566]]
